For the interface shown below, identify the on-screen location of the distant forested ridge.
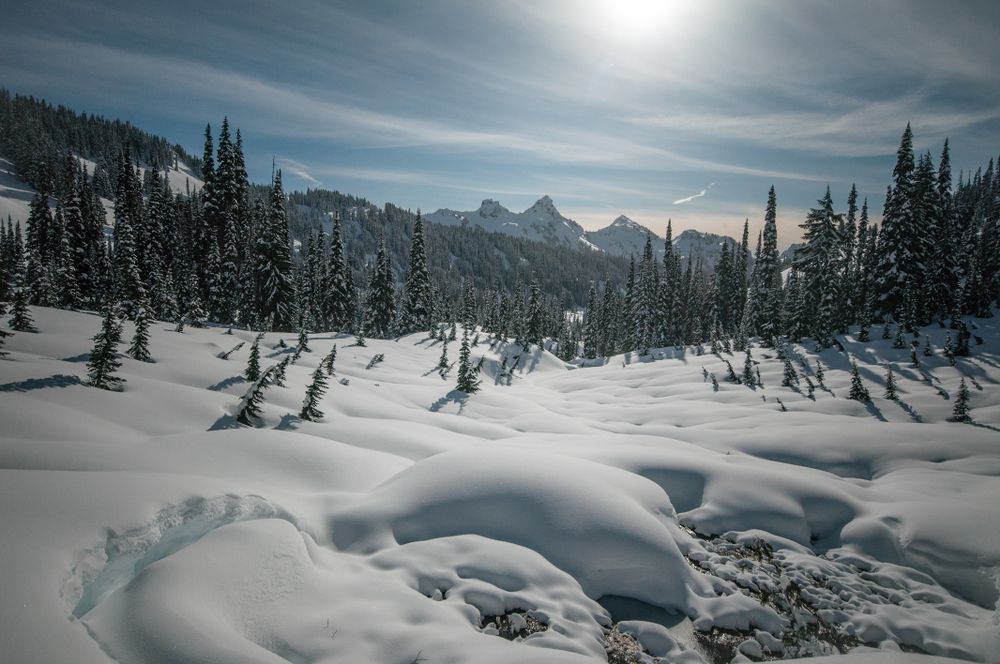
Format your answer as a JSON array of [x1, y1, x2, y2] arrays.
[[0, 89, 201, 200]]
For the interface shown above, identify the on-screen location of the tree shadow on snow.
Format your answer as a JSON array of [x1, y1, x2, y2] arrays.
[[275, 413, 301, 431], [894, 399, 923, 423], [862, 401, 888, 422], [206, 375, 246, 391], [969, 421, 1000, 433], [430, 390, 469, 414], [60, 352, 92, 363], [208, 413, 242, 431], [0, 373, 84, 392]]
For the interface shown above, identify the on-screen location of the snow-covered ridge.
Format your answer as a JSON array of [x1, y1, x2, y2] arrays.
[[1, 306, 998, 663], [425, 196, 740, 265], [425, 195, 590, 250]]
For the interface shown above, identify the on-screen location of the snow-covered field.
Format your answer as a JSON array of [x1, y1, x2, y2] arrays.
[[1, 307, 998, 664]]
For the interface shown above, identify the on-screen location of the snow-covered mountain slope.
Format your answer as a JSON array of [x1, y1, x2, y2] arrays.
[[1, 307, 999, 664], [0, 153, 201, 228], [76, 154, 203, 196], [781, 242, 805, 268], [425, 196, 742, 268], [584, 218, 741, 268], [0, 157, 37, 226], [673, 228, 737, 266], [585, 215, 663, 256], [425, 195, 599, 251]]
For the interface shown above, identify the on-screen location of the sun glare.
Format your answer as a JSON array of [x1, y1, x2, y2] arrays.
[[595, 0, 680, 39]]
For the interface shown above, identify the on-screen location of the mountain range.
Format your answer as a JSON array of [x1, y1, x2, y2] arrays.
[[425, 197, 741, 267]]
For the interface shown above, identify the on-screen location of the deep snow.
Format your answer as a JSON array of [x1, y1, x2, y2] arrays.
[[1, 307, 998, 664]]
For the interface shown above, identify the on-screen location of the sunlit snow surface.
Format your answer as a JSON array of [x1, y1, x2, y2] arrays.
[[1, 307, 998, 664]]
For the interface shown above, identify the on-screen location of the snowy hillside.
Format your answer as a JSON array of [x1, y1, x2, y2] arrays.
[[0, 157, 35, 227], [425, 196, 599, 251], [0, 153, 201, 228], [1, 306, 998, 664], [76, 154, 204, 197]]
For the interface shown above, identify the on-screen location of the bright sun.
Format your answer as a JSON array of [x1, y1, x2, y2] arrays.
[[596, 0, 678, 38]]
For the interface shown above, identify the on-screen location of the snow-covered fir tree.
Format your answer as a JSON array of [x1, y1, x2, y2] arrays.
[[400, 211, 433, 334], [949, 377, 971, 422], [456, 327, 480, 393], [87, 305, 125, 391], [848, 360, 870, 402], [300, 365, 329, 421], [127, 301, 152, 362], [364, 232, 396, 338], [322, 344, 337, 375], [245, 333, 263, 381], [236, 365, 275, 426], [884, 365, 897, 400]]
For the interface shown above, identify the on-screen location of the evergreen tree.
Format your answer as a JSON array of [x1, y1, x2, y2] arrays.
[[456, 327, 480, 393], [111, 151, 147, 317], [321, 344, 338, 375], [255, 171, 296, 331], [754, 186, 783, 344], [323, 211, 355, 332], [634, 234, 658, 352], [300, 365, 329, 421], [724, 359, 739, 383], [437, 340, 449, 374], [24, 192, 50, 303], [272, 355, 290, 387], [838, 184, 859, 327], [557, 321, 576, 361], [400, 211, 433, 334], [583, 281, 600, 359], [8, 277, 36, 332], [815, 359, 826, 387], [525, 278, 544, 348], [948, 377, 971, 422], [782, 358, 799, 387], [462, 278, 477, 331], [127, 300, 152, 362], [848, 360, 870, 402], [245, 333, 263, 381], [217, 214, 240, 324], [875, 124, 919, 318], [236, 365, 275, 426], [87, 305, 125, 390], [795, 187, 842, 346], [883, 365, 897, 400], [364, 231, 396, 338], [742, 349, 754, 385], [0, 327, 10, 359]]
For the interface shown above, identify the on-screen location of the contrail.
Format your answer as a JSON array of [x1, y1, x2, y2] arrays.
[[673, 182, 715, 205]]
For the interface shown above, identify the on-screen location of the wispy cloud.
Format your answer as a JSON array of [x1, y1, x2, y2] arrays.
[[625, 93, 1000, 158], [0, 34, 831, 183], [673, 182, 715, 205], [276, 157, 321, 186]]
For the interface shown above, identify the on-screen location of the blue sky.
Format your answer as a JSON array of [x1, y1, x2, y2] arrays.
[[2, 0, 999, 246]]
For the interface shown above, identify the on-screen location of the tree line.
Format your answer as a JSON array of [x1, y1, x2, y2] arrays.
[[2, 117, 998, 365]]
